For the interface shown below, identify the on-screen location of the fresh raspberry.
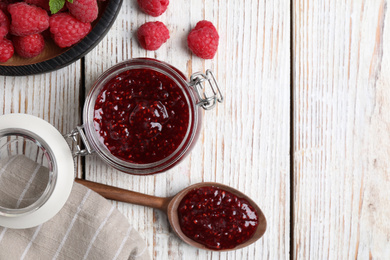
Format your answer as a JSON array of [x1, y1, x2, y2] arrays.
[[49, 13, 91, 48], [137, 21, 169, 51], [187, 20, 219, 59], [13, 33, 45, 58], [0, 10, 9, 39], [137, 0, 169, 17], [8, 2, 49, 36], [67, 0, 98, 23], [0, 38, 14, 62]]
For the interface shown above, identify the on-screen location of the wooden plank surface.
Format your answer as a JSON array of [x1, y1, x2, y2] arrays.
[[84, 0, 291, 259], [293, 0, 390, 259], [2, 0, 390, 258], [1, 0, 291, 259]]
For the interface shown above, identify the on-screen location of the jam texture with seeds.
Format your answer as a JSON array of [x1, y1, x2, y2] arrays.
[[178, 186, 259, 250], [94, 68, 190, 164]]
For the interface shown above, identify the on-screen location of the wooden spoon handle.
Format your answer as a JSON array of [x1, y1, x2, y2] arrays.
[[75, 178, 170, 212]]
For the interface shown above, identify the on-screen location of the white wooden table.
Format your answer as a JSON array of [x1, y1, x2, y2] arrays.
[[1, 0, 390, 259]]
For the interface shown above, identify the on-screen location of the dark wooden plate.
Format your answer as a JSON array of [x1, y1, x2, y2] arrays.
[[0, 0, 123, 76]]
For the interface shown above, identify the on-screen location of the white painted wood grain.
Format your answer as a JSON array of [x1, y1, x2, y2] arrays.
[[294, 0, 390, 259], [84, 0, 291, 259], [3, 0, 390, 259]]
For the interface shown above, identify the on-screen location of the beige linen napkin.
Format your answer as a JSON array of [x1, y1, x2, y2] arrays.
[[0, 156, 150, 260]]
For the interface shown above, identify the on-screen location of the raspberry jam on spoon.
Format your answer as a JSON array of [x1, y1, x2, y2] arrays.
[[177, 186, 259, 250], [75, 180, 267, 251]]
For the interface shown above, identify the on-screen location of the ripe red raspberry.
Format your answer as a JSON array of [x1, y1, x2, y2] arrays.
[[0, 38, 14, 62], [137, 21, 169, 51], [13, 33, 45, 58], [67, 0, 98, 23], [8, 2, 49, 36], [137, 0, 169, 17], [187, 20, 219, 59], [0, 10, 9, 39], [49, 13, 91, 48]]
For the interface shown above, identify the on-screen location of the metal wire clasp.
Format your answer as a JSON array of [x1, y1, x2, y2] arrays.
[[64, 125, 93, 157], [190, 70, 223, 110]]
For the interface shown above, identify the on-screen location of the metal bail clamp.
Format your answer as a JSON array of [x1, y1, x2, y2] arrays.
[[64, 125, 93, 157], [190, 70, 223, 110]]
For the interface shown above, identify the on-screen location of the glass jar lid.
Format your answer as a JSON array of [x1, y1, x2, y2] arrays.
[[0, 114, 74, 229], [0, 134, 55, 216]]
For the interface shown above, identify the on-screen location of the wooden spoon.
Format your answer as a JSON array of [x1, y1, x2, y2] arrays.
[[75, 179, 267, 251]]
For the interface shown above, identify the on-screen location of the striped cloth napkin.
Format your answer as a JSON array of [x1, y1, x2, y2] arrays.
[[0, 156, 150, 260]]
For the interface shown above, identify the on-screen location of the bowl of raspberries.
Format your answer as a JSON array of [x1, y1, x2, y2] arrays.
[[0, 0, 122, 76]]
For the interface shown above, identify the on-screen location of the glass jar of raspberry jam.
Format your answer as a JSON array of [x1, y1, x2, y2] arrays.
[[81, 58, 223, 175], [0, 60, 222, 228]]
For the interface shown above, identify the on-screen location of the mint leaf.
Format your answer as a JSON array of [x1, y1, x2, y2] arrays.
[[49, 0, 65, 14], [49, 0, 74, 14]]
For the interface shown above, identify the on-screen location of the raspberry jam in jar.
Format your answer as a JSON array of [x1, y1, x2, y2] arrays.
[[83, 58, 222, 174], [177, 186, 259, 250], [93, 68, 189, 164]]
